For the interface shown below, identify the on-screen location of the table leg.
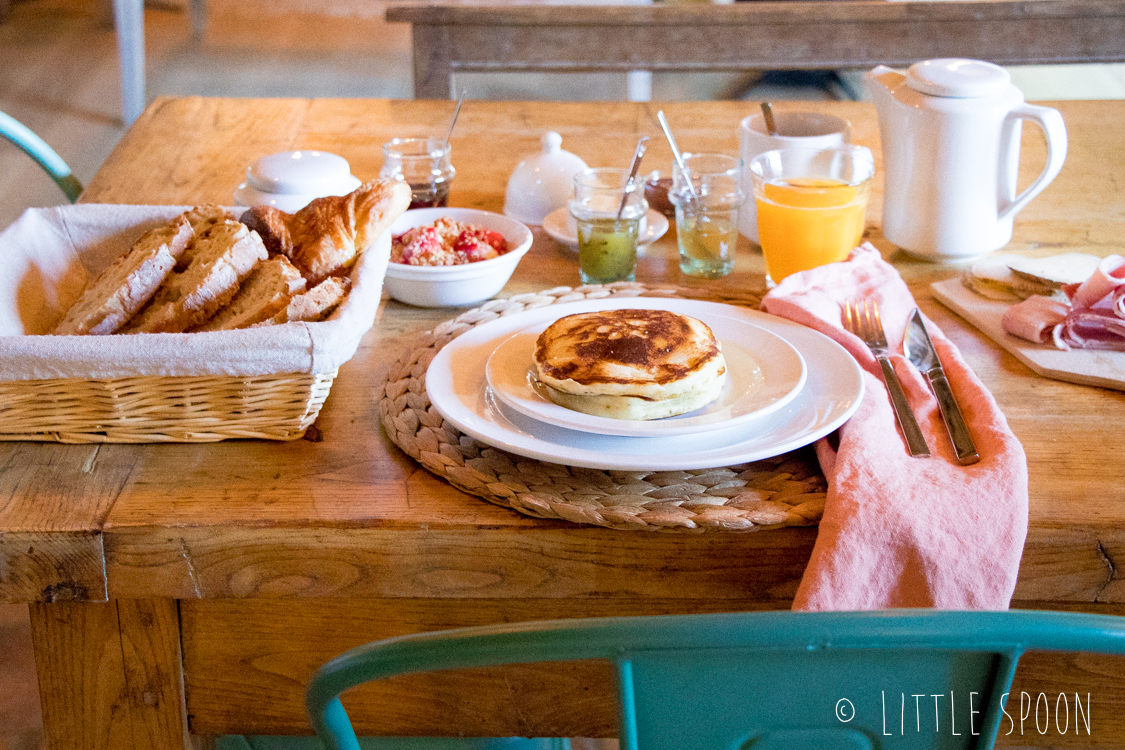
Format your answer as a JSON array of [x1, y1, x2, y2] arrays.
[[112, 0, 145, 125], [29, 599, 190, 750], [189, 0, 206, 40], [410, 24, 454, 99]]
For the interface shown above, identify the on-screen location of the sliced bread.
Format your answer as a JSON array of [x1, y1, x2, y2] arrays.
[[52, 215, 194, 335], [126, 220, 268, 333], [193, 255, 306, 331], [962, 254, 1061, 301], [1005, 252, 1104, 287], [177, 204, 232, 269], [256, 276, 351, 326]]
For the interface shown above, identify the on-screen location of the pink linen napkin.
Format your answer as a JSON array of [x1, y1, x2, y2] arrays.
[[761, 245, 1029, 611]]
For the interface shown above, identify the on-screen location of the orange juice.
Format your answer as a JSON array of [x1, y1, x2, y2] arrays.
[[756, 177, 868, 283]]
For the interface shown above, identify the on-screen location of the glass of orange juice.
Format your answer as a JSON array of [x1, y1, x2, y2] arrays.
[[748, 146, 875, 285]]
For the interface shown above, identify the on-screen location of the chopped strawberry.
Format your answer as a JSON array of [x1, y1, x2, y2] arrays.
[[400, 227, 448, 265], [456, 227, 507, 254], [454, 235, 500, 262]]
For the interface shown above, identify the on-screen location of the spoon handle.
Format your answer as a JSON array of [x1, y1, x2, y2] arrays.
[[656, 110, 697, 201], [617, 136, 650, 220], [443, 91, 465, 145], [761, 101, 778, 136]]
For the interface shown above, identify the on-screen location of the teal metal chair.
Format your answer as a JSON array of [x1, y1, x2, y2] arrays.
[[306, 610, 1125, 750], [0, 110, 82, 203]]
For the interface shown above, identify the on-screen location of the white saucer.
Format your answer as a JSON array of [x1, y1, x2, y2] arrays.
[[542, 206, 669, 249], [425, 298, 865, 471], [485, 318, 806, 437]]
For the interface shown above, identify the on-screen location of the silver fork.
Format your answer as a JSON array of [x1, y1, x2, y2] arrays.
[[844, 299, 931, 457]]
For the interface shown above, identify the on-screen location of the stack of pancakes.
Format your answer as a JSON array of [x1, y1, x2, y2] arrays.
[[533, 308, 727, 420]]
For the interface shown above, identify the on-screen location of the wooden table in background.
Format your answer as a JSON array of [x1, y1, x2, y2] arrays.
[[2, 98, 1124, 749], [386, 1, 1125, 99]]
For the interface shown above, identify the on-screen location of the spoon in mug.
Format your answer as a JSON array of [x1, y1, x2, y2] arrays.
[[616, 135, 650, 221], [761, 101, 778, 136], [656, 110, 698, 204]]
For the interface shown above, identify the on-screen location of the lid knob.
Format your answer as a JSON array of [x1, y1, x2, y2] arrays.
[[542, 131, 563, 155]]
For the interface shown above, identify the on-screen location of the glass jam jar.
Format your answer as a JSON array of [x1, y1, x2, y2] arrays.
[[569, 167, 648, 285], [379, 137, 456, 209]]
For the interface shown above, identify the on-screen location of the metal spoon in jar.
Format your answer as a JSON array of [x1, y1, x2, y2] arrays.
[[616, 135, 650, 221], [443, 90, 466, 145], [656, 110, 698, 205]]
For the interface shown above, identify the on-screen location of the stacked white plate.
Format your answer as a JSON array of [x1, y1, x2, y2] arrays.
[[425, 298, 865, 471]]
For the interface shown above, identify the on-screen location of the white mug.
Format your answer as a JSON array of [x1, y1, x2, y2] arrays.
[[738, 111, 851, 244]]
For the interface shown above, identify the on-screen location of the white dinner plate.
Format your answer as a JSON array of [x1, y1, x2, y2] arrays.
[[542, 206, 669, 249], [485, 317, 807, 437], [424, 298, 864, 471]]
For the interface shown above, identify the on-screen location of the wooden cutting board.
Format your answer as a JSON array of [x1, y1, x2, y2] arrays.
[[931, 278, 1125, 392]]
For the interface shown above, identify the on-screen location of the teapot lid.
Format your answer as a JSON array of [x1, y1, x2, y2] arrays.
[[906, 58, 1011, 98]]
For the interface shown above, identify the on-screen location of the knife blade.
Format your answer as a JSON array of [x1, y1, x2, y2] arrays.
[[904, 308, 980, 466]]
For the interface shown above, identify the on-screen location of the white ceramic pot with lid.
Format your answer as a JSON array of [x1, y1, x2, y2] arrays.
[[504, 131, 589, 225], [234, 150, 362, 213], [867, 58, 1068, 261]]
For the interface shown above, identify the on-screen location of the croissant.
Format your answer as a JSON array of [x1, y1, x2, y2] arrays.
[[241, 178, 411, 285]]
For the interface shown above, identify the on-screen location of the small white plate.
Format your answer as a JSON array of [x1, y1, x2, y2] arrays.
[[542, 206, 669, 249], [485, 319, 806, 437], [425, 298, 865, 471]]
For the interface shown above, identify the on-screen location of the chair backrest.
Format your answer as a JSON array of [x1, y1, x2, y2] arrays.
[[306, 609, 1125, 750], [0, 110, 82, 203]]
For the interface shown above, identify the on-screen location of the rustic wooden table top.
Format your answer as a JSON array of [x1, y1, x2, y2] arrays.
[[4, 97, 1125, 748], [2, 98, 1124, 608]]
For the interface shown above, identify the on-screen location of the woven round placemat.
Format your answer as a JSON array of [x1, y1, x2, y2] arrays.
[[378, 282, 828, 532]]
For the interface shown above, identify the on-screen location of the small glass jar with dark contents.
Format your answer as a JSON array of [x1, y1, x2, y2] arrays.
[[380, 137, 456, 209]]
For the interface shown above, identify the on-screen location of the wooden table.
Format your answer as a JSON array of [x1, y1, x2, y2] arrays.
[[386, 0, 1125, 99], [2, 98, 1124, 749]]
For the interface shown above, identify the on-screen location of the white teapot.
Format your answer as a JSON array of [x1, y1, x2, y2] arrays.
[[867, 59, 1067, 261]]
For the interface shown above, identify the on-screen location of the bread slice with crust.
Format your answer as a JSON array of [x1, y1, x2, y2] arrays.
[[52, 215, 194, 335], [126, 220, 268, 333], [255, 276, 351, 326], [193, 255, 306, 331], [177, 204, 232, 268]]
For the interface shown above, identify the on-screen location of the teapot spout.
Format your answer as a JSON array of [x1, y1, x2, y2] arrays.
[[866, 65, 906, 102]]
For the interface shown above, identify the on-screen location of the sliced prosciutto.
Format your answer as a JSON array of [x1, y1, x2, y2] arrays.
[[1069, 255, 1125, 309], [1001, 254, 1125, 350], [1055, 305, 1125, 351], [1001, 295, 1069, 344]]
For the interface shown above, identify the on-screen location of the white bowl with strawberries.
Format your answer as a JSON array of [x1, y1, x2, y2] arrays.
[[384, 208, 534, 307]]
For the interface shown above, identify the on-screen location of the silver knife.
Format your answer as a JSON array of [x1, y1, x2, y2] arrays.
[[904, 308, 980, 466]]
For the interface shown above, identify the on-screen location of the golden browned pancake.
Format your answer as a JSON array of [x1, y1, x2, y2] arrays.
[[533, 308, 726, 419]]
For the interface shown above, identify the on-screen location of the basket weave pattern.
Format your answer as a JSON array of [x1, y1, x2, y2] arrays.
[[0, 370, 335, 443], [379, 283, 828, 532]]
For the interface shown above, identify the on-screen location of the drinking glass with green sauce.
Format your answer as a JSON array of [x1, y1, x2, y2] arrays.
[[569, 168, 648, 284]]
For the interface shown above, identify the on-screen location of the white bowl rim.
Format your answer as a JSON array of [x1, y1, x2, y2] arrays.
[[385, 208, 533, 278]]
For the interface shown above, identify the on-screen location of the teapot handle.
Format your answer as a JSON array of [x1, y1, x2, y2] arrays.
[[998, 104, 1068, 222]]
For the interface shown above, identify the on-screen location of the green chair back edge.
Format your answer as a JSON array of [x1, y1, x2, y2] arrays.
[[1, 110, 82, 202]]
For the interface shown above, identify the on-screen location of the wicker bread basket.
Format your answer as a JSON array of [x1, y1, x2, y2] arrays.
[[0, 205, 387, 443], [0, 370, 337, 443]]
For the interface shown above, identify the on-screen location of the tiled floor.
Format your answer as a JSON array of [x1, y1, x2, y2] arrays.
[[2, 1, 1125, 747]]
